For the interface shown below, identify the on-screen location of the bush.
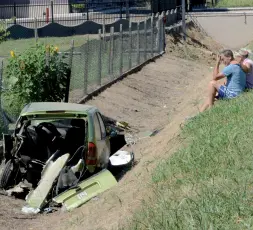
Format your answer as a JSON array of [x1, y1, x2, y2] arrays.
[[0, 19, 10, 43], [4, 44, 70, 114], [71, 3, 85, 9]]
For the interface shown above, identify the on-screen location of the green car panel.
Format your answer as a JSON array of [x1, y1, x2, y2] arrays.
[[53, 169, 117, 211]]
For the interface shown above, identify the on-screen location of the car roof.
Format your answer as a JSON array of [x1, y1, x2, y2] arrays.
[[20, 102, 97, 115]]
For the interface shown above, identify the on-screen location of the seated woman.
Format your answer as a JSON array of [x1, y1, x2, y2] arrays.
[[200, 49, 246, 113], [235, 49, 253, 90]]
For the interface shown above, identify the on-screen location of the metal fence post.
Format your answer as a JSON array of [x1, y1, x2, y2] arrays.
[[137, 22, 140, 65], [97, 29, 102, 86], [126, 0, 130, 20], [84, 36, 89, 95], [86, 2, 89, 21], [182, 0, 186, 41], [102, 15, 106, 45], [128, 20, 132, 70], [109, 27, 114, 78], [34, 17, 38, 44], [161, 12, 166, 52], [120, 1, 123, 19], [151, 14, 154, 57], [13, 2, 17, 24], [51, 0, 54, 23], [157, 15, 161, 53], [65, 40, 74, 103], [144, 19, 147, 61], [119, 24, 123, 76], [0, 60, 8, 132]]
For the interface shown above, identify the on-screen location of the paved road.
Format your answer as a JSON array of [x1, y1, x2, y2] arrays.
[[189, 10, 253, 49]]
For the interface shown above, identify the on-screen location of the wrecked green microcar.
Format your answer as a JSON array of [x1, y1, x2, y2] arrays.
[[0, 102, 133, 213]]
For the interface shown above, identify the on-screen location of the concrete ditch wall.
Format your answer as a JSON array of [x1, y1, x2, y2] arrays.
[[191, 12, 253, 49]]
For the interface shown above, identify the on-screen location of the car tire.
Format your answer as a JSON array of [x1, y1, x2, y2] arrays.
[[0, 159, 19, 189]]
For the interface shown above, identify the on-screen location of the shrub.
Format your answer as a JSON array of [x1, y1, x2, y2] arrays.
[[4, 44, 70, 114], [0, 19, 10, 43]]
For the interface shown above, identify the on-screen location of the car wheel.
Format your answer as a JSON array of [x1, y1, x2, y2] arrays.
[[0, 159, 19, 189]]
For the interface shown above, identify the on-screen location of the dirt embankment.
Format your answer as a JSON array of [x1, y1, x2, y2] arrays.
[[0, 24, 222, 230]]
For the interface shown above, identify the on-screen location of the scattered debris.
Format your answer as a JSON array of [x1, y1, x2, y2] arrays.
[[21, 206, 40, 215], [24, 153, 70, 213], [52, 169, 117, 212], [109, 151, 134, 167]]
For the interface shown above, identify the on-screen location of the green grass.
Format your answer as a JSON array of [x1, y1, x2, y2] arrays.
[[122, 91, 253, 230], [216, 0, 253, 8], [0, 35, 91, 57]]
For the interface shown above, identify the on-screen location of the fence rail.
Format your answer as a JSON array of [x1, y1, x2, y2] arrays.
[[0, 0, 152, 27]]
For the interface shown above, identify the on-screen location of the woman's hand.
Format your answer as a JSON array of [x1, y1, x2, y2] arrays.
[[216, 54, 221, 65]]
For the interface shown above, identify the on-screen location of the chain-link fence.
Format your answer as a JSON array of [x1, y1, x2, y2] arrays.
[[0, 9, 177, 133], [67, 14, 165, 102]]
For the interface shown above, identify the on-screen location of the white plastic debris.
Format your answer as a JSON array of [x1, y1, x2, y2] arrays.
[[21, 205, 40, 214], [109, 150, 133, 167]]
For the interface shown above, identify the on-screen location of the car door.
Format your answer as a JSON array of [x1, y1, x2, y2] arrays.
[[93, 112, 110, 168]]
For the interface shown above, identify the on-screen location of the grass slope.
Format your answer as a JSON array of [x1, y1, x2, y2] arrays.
[[216, 0, 253, 7], [123, 91, 253, 229]]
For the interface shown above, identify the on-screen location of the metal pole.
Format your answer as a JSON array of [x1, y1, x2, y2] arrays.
[[102, 15, 106, 44], [119, 24, 123, 76], [137, 22, 140, 65], [13, 2, 17, 24], [144, 19, 147, 61], [157, 16, 161, 53], [84, 36, 89, 95], [65, 40, 74, 103], [111, 27, 115, 78], [51, 0, 54, 23], [34, 17, 38, 44], [109, 27, 114, 78], [120, 1, 123, 19], [128, 20, 132, 69], [182, 0, 186, 41], [0, 60, 8, 133], [151, 14, 154, 57], [86, 1, 89, 21], [126, 0, 130, 20], [97, 29, 102, 86]]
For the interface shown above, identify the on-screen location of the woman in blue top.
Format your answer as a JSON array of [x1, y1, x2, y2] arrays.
[[200, 49, 246, 113]]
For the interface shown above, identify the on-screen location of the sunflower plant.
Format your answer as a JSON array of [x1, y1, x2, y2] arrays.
[[4, 44, 70, 114]]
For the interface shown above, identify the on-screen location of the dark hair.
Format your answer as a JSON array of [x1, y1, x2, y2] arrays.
[[220, 49, 234, 59]]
